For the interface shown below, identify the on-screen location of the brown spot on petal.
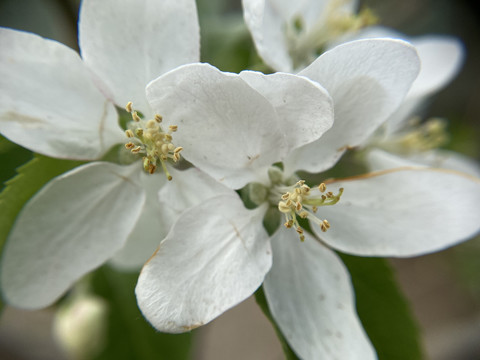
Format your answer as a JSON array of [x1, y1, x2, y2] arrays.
[[182, 323, 203, 331]]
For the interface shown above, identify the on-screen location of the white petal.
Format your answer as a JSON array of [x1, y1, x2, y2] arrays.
[[285, 39, 420, 174], [408, 35, 464, 100], [0, 28, 122, 160], [314, 168, 480, 257], [264, 230, 376, 360], [239, 71, 334, 152], [109, 171, 168, 270], [135, 194, 271, 333], [242, 0, 357, 72], [146, 63, 287, 189], [243, 0, 293, 72], [1, 162, 145, 309], [110, 167, 232, 270], [79, 0, 200, 113], [341, 28, 465, 133], [367, 148, 480, 178]]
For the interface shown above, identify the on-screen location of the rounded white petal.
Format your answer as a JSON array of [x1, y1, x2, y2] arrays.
[[110, 167, 232, 270], [408, 35, 464, 100], [285, 39, 420, 174], [136, 194, 271, 333], [314, 168, 480, 257], [264, 230, 376, 360], [79, 0, 200, 113], [146, 63, 287, 189], [243, 0, 293, 72], [1, 162, 145, 309], [0, 28, 122, 160], [239, 71, 334, 152], [366, 148, 480, 178], [341, 28, 465, 133]]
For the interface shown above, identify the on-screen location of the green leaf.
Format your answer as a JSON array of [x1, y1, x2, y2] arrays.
[[339, 254, 424, 360], [91, 266, 193, 360], [254, 286, 300, 360]]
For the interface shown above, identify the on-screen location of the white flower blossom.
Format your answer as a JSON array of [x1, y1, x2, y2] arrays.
[[0, 0, 201, 309], [132, 38, 480, 359], [242, 0, 376, 72]]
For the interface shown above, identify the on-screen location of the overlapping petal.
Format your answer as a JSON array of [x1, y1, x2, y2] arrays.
[[146, 63, 287, 189], [239, 71, 334, 151], [136, 194, 271, 333], [110, 167, 233, 270], [1, 162, 145, 309], [0, 28, 122, 160], [264, 231, 376, 360], [243, 0, 357, 72], [284, 39, 421, 174], [314, 168, 480, 256], [79, 0, 200, 113]]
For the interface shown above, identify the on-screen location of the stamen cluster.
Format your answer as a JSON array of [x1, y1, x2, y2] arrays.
[[277, 180, 343, 241], [124, 102, 183, 180]]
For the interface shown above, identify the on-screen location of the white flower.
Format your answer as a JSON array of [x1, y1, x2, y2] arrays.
[[242, 0, 376, 72], [350, 27, 480, 177], [0, 0, 201, 309], [133, 39, 480, 360]]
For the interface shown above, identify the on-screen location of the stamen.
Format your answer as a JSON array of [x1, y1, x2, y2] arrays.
[[276, 180, 344, 241], [124, 102, 182, 179]]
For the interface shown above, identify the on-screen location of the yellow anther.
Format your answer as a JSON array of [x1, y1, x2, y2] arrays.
[[320, 219, 330, 232], [278, 201, 291, 213], [148, 163, 156, 175], [295, 201, 302, 211], [277, 180, 343, 240], [124, 101, 182, 179], [132, 111, 141, 122]]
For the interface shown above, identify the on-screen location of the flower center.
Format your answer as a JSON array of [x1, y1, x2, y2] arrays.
[[275, 180, 343, 241], [124, 102, 183, 180], [375, 117, 449, 155]]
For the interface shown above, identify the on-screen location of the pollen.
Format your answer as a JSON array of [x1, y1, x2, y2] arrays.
[[276, 180, 343, 242], [123, 102, 183, 180]]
